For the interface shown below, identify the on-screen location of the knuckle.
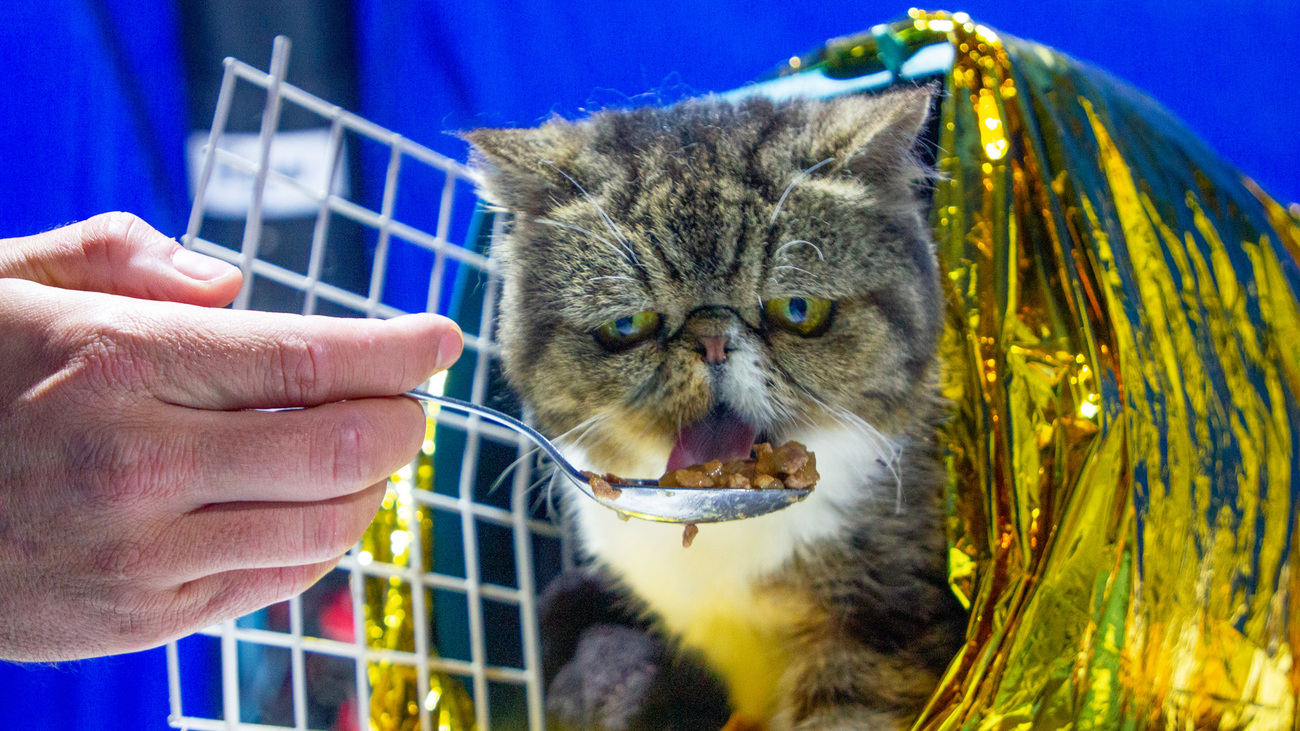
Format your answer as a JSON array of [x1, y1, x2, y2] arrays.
[[81, 212, 147, 264], [301, 509, 345, 561], [93, 533, 155, 581], [67, 423, 176, 506], [184, 562, 337, 633], [302, 503, 364, 562], [68, 427, 137, 502], [317, 412, 370, 488], [89, 210, 144, 233], [154, 593, 207, 644], [104, 589, 146, 639], [273, 335, 327, 403], [108, 588, 178, 647], [64, 311, 160, 392], [250, 563, 326, 611], [91, 211, 146, 241], [272, 564, 317, 601]]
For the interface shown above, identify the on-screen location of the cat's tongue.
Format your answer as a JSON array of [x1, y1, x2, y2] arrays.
[[667, 407, 757, 472]]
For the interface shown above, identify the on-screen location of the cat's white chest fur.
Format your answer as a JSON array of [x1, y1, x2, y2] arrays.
[[561, 425, 896, 717]]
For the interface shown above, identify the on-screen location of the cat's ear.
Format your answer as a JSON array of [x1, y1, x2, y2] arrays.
[[460, 119, 586, 214], [807, 85, 935, 183]]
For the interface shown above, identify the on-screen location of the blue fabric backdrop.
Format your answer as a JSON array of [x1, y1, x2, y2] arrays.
[[0, 1, 1295, 728]]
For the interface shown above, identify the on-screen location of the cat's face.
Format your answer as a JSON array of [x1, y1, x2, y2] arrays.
[[467, 90, 943, 476]]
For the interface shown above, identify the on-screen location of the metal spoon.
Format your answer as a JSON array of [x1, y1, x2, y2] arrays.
[[405, 390, 812, 523]]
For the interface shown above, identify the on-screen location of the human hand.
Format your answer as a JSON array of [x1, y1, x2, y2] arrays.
[[0, 213, 462, 661]]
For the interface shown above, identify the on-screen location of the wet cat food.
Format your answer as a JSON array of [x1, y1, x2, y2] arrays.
[[681, 522, 699, 548], [581, 441, 818, 503], [586, 473, 623, 500], [658, 442, 819, 490]]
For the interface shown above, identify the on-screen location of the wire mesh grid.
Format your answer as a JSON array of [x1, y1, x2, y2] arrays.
[[166, 37, 567, 731]]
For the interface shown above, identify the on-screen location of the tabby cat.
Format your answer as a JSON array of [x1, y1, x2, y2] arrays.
[[466, 86, 968, 730]]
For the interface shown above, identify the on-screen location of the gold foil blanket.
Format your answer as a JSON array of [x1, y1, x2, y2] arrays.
[[774, 10, 1299, 729]]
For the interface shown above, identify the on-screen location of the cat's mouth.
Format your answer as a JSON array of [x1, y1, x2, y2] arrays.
[[666, 405, 767, 472]]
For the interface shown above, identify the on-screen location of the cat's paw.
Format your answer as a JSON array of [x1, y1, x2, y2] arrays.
[[545, 623, 732, 731], [539, 569, 652, 687], [784, 708, 906, 731], [546, 624, 661, 731]]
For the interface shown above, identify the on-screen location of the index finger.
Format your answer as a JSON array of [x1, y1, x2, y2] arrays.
[[164, 308, 463, 410], [64, 292, 465, 410]]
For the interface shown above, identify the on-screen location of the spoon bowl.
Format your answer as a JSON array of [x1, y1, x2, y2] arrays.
[[405, 390, 811, 523]]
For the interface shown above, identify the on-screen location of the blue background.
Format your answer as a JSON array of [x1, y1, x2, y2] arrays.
[[1, 1, 1295, 728]]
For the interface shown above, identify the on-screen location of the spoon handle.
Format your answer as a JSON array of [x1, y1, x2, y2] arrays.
[[403, 390, 653, 487], [406, 390, 559, 463]]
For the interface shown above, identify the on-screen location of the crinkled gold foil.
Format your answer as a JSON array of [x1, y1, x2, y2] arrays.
[[362, 415, 476, 731], [810, 10, 1300, 730]]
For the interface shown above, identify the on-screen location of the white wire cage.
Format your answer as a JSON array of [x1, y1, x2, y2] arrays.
[[166, 37, 569, 731]]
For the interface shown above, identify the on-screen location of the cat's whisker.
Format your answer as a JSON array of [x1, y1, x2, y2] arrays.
[[538, 160, 639, 265], [760, 391, 803, 431], [519, 463, 566, 521], [486, 444, 544, 496], [828, 405, 906, 513], [483, 407, 615, 518], [771, 265, 816, 278], [551, 411, 612, 450], [834, 410, 904, 474], [494, 409, 614, 498], [824, 402, 901, 457], [526, 470, 560, 516], [773, 239, 825, 262], [796, 389, 906, 513], [790, 403, 818, 430], [522, 409, 616, 519], [545, 470, 562, 521], [587, 275, 636, 284], [770, 157, 835, 226], [535, 217, 630, 265], [831, 416, 898, 507]]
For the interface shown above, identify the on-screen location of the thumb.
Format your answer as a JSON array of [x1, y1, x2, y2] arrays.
[[0, 212, 242, 306]]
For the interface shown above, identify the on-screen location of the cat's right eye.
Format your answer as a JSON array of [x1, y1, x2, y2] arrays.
[[592, 311, 662, 351]]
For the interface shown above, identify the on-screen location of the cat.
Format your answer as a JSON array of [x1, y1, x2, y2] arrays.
[[465, 86, 969, 731]]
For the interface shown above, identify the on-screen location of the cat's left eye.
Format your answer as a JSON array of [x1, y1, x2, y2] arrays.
[[763, 297, 834, 336], [593, 311, 662, 351]]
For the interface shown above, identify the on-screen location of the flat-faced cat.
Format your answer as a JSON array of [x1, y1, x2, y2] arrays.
[[466, 87, 968, 730]]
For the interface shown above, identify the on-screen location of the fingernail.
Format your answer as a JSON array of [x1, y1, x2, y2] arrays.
[[172, 248, 238, 281], [437, 324, 464, 371]]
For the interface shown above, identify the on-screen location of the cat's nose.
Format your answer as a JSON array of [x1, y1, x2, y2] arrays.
[[698, 335, 729, 364]]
